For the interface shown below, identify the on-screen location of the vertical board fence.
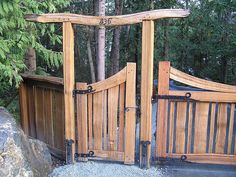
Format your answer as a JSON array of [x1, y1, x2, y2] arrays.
[[156, 61, 236, 165], [19, 74, 65, 158]]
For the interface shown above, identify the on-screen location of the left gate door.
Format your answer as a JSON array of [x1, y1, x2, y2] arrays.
[[75, 63, 136, 164]]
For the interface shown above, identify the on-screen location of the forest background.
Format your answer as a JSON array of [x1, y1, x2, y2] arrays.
[[0, 0, 235, 120]]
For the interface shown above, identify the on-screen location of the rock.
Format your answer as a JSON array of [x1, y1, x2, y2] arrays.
[[0, 107, 52, 177]]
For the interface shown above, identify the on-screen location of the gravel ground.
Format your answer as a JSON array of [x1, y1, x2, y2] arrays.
[[49, 161, 236, 177]]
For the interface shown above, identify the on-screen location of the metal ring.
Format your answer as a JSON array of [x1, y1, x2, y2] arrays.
[[185, 92, 191, 98], [89, 151, 94, 157], [180, 155, 187, 161]]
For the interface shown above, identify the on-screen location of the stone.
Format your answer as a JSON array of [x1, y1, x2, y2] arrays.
[[0, 107, 52, 177]]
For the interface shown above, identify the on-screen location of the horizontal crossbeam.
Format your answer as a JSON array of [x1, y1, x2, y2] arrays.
[[25, 9, 190, 26]]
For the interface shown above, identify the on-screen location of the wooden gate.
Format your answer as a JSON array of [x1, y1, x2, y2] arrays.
[[75, 63, 136, 164], [156, 61, 236, 165]]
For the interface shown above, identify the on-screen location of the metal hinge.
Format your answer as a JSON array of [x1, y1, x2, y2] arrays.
[[73, 86, 95, 96], [152, 92, 192, 103], [65, 139, 74, 164], [140, 141, 151, 169], [74, 151, 95, 161]]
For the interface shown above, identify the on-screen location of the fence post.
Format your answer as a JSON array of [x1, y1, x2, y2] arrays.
[[156, 61, 170, 158], [124, 63, 136, 164], [140, 20, 154, 169], [76, 83, 88, 161], [63, 22, 75, 164]]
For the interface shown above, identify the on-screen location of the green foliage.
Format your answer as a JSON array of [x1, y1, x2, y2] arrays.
[[0, 0, 70, 87]]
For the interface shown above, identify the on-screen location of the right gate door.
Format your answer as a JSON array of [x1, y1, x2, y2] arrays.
[[76, 63, 136, 164]]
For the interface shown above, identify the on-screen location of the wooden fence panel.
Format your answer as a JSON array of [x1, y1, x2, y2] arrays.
[[228, 104, 235, 154], [44, 89, 53, 146], [168, 102, 175, 153], [118, 83, 125, 152]]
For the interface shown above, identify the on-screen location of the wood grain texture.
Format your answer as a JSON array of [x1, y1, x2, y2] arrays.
[[215, 103, 227, 154], [44, 89, 54, 146], [76, 83, 88, 160], [156, 61, 170, 158], [93, 92, 103, 150], [19, 82, 29, 135], [170, 68, 236, 93], [169, 91, 236, 102], [34, 87, 45, 141], [108, 86, 119, 151], [88, 94, 93, 149], [193, 103, 209, 153], [27, 85, 36, 137], [140, 20, 154, 168], [103, 90, 107, 151], [63, 22, 75, 162], [124, 63, 136, 164], [168, 153, 236, 165], [175, 102, 187, 154], [118, 83, 125, 152], [228, 104, 235, 154], [25, 9, 189, 26], [209, 103, 216, 153], [168, 102, 175, 153], [187, 103, 193, 153]]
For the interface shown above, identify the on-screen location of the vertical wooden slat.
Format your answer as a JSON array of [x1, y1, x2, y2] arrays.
[[118, 83, 125, 152], [63, 22, 75, 163], [34, 87, 45, 141], [187, 103, 193, 153], [215, 103, 227, 154], [76, 83, 88, 161], [19, 82, 29, 135], [103, 90, 107, 151], [168, 102, 175, 153], [88, 94, 93, 149], [53, 91, 65, 151], [124, 63, 136, 164], [228, 104, 235, 154], [156, 61, 170, 157], [27, 85, 36, 138], [175, 102, 187, 153], [194, 103, 209, 153], [44, 89, 53, 146], [140, 20, 154, 168], [93, 92, 103, 150], [108, 86, 119, 151], [209, 103, 216, 153]]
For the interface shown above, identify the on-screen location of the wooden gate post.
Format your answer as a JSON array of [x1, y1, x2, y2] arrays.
[[156, 61, 170, 158], [140, 20, 154, 169], [63, 22, 75, 164]]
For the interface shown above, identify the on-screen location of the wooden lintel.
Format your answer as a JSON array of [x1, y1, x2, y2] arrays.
[[25, 9, 190, 26]]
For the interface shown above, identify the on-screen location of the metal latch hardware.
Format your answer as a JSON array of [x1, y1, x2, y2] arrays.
[[152, 92, 192, 103], [140, 141, 151, 169], [65, 139, 74, 164], [73, 86, 95, 96]]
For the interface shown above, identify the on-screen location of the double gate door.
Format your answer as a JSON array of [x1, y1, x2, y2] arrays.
[[75, 63, 136, 164]]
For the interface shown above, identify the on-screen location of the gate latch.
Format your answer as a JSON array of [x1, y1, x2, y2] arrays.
[[73, 86, 95, 96], [74, 151, 95, 161], [65, 139, 74, 164], [152, 92, 192, 103], [140, 141, 151, 169]]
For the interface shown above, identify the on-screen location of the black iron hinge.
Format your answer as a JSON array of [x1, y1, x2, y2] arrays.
[[74, 151, 95, 161], [140, 141, 151, 169], [152, 92, 192, 103], [73, 86, 95, 96], [65, 139, 75, 164]]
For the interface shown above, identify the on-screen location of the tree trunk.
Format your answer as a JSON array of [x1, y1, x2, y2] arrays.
[[110, 0, 123, 75], [25, 48, 36, 72], [97, 0, 106, 81], [162, 20, 169, 61], [87, 28, 96, 83]]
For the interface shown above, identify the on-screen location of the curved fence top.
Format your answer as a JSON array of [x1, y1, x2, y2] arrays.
[[25, 9, 190, 26]]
